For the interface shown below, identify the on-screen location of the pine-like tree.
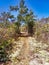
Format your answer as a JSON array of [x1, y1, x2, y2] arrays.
[[1, 12, 14, 28], [10, 0, 35, 35]]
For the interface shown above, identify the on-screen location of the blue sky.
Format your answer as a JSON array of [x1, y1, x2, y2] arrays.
[[0, 0, 49, 19]]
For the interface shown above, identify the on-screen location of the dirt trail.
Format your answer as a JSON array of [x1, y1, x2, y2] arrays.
[[18, 37, 30, 65], [19, 37, 49, 65], [10, 37, 49, 65]]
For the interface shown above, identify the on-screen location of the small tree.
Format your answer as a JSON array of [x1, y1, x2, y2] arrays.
[[10, 0, 35, 35], [24, 10, 35, 35], [1, 12, 14, 28], [10, 0, 28, 34]]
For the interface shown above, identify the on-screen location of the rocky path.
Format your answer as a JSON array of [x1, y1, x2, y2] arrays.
[[9, 37, 49, 65]]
